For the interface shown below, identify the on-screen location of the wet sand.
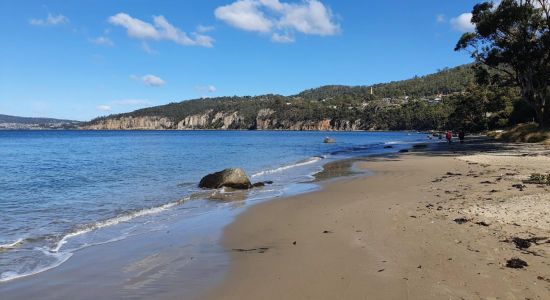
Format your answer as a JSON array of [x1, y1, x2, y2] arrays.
[[202, 141, 550, 299]]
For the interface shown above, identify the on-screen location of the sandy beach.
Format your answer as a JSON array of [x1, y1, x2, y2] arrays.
[[2, 138, 550, 299], [202, 140, 550, 300]]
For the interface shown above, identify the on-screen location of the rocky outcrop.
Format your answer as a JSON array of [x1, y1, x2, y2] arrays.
[[199, 168, 252, 189], [84, 116, 174, 130], [212, 112, 246, 129], [252, 180, 274, 188], [177, 110, 212, 129], [324, 137, 335, 143], [84, 110, 364, 131]]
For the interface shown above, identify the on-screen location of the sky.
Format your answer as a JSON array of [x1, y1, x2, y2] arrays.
[[0, 0, 482, 121]]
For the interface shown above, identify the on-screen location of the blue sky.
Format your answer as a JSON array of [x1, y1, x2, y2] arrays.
[[0, 0, 481, 121]]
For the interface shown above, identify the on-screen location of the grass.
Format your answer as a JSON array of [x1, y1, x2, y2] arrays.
[[489, 123, 550, 145]]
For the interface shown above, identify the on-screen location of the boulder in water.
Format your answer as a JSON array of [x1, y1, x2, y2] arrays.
[[324, 137, 335, 144], [252, 180, 274, 188], [199, 168, 252, 189]]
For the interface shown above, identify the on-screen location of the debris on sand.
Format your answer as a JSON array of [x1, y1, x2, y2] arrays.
[[512, 237, 533, 249], [446, 172, 462, 176], [233, 247, 269, 253], [504, 237, 549, 250], [512, 184, 526, 191], [475, 221, 490, 227], [453, 218, 469, 224], [323, 230, 333, 234], [506, 258, 528, 269]]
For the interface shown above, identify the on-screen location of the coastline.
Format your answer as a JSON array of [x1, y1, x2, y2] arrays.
[[0, 132, 389, 298], [0, 131, 419, 299], [201, 139, 550, 299], [2, 137, 549, 299]]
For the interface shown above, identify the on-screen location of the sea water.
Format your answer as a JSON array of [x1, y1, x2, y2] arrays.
[[0, 130, 428, 282]]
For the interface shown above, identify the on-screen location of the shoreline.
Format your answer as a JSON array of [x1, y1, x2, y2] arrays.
[[200, 139, 550, 299], [2, 137, 549, 299], [0, 139, 405, 298], [0, 131, 421, 286]]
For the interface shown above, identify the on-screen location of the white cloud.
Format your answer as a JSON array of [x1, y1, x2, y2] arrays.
[[450, 13, 475, 33], [260, 0, 285, 11], [131, 74, 166, 87], [278, 0, 339, 36], [271, 32, 294, 43], [215, 0, 340, 42], [29, 14, 68, 26], [196, 85, 217, 97], [436, 14, 446, 24], [97, 105, 112, 111], [90, 36, 114, 46], [142, 74, 166, 86], [215, 0, 274, 33], [108, 13, 214, 47]]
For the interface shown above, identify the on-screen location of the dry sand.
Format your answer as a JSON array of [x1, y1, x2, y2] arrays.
[[202, 146, 550, 299]]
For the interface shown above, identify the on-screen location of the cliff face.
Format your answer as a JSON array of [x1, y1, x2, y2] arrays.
[[84, 116, 174, 130], [84, 109, 364, 131]]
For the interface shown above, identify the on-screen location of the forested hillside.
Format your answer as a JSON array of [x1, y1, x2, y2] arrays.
[[84, 64, 529, 131]]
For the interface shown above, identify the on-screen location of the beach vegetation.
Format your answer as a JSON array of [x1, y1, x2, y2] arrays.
[[524, 173, 550, 184], [490, 122, 550, 144]]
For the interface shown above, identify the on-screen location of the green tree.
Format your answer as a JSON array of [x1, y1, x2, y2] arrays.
[[455, 0, 550, 127]]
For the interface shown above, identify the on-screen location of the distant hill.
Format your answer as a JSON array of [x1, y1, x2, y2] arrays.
[[0, 114, 80, 129], [84, 64, 475, 131]]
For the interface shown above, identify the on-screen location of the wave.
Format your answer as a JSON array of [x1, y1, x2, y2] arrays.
[[251, 156, 323, 178], [52, 196, 190, 253], [0, 196, 192, 283], [0, 238, 24, 251], [0, 250, 72, 283]]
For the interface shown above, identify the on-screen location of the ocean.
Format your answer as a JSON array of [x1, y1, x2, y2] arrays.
[[0, 130, 428, 282]]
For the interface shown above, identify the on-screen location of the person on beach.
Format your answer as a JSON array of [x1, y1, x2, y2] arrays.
[[445, 131, 452, 144], [458, 130, 465, 144]]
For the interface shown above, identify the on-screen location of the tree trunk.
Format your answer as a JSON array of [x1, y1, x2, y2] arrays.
[[536, 104, 545, 128], [543, 103, 550, 128]]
